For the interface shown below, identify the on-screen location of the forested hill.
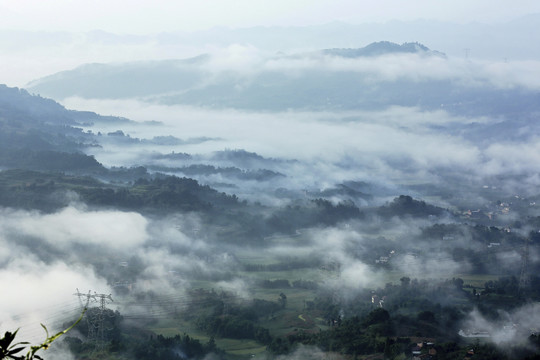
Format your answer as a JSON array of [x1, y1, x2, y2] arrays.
[[26, 42, 540, 117], [0, 85, 122, 173], [321, 41, 445, 58], [0, 84, 127, 127], [0, 84, 75, 125], [0, 85, 244, 214], [0, 169, 241, 213]]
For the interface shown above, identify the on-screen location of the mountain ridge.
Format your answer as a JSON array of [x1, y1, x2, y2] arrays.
[[321, 41, 445, 58]]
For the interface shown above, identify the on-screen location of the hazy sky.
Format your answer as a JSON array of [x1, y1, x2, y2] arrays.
[[1, 0, 540, 87], [1, 0, 540, 33]]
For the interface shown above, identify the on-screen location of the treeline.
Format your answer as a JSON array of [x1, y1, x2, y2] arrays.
[[266, 275, 540, 359], [267, 198, 363, 233], [243, 258, 319, 272], [64, 328, 220, 360], [378, 195, 445, 218], [132, 334, 220, 360], [191, 291, 280, 345], [417, 223, 540, 276], [148, 164, 285, 182], [256, 279, 318, 290], [0, 148, 104, 172], [196, 315, 272, 344], [422, 223, 525, 247], [0, 169, 240, 212], [280, 309, 392, 355], [273, 309, 540, 359], [60, 304, 223, 360]]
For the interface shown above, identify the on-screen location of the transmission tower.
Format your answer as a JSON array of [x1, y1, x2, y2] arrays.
[[74, 289, 93, 340], [74, 289, 114, 351], [94, 292, 114, 350], [518, 238, 530, 293]]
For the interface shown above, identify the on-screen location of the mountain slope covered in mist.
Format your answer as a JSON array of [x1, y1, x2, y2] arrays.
[[27, 41, 540, 118], [27, 57, 207, 99], [3, 77, 540, 360], [0, 85, 110, 173], [0, 86, 258, 214]]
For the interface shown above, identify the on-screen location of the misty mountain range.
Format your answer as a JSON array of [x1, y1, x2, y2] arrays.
[[28, 41, 443, 101], [1, 78, 538, 219], [27, 41, 540, 122], [4, 24, 540, 196], [3, 39, 540, 359], [4, 14, 540, 61], [0, 85, 291, 191]]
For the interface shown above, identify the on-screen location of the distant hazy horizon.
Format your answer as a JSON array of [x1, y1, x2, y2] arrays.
[[1, 0, 540, 33], [2, 14, 540, 89], [0, 0, 539, 88]]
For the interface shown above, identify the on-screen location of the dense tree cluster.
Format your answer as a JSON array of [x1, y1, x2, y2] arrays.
[[378, 195, 445, 218], [132, 334, 218, 360], [0, 170, 240, 212]]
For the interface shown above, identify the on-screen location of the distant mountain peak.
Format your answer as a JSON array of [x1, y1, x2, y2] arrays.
[[321, 41, 445, 58]]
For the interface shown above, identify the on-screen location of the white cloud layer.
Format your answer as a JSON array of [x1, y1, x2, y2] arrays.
[[0, 206, 148, 251], [61, 96, 540, 195]]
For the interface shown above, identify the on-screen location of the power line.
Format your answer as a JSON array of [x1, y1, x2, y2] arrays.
[[4, 289, 238, 332]]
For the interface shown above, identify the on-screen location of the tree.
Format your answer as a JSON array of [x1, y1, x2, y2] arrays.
[[278, 293, 287, 308], [417, 310, 437, 324], [400, 277, 411, 287], [363, 308, 390, 326]]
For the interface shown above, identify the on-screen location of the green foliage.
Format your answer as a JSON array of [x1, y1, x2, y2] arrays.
[[297, 316, 386, 355], [243, 259, 319, 272], [132, 334, 218, 360], [0, 330, 28, 360], [195, 314, 272, 345], [378, 195, 444, 218], [1, 310, 84, 360], [278, 293, 287, 309], [0, 148, 104, 173], [148, 163, 285, 181], [363, 308, 390, 326], [267, 198, 363, 234], [312, 198, 363, 225], [483, 276, 519, 296], [0, 170, 240, 213], [417, 310, 437, 324], [259, 279, 291, 289]]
